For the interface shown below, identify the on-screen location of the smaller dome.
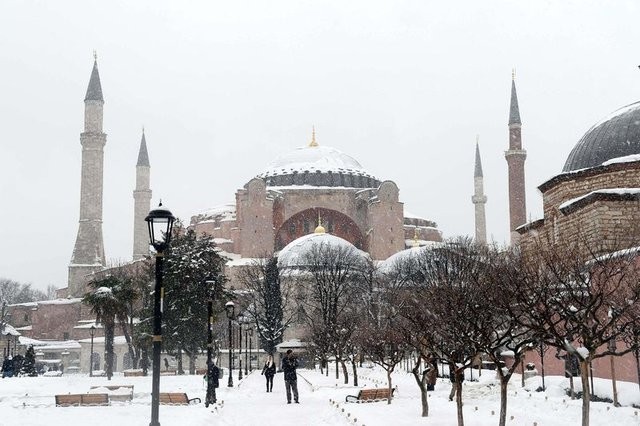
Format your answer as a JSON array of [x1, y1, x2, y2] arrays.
[[277, 232, 366, 269], [563, 101, 640, 172], [314, 224, 326, 234], [378, 242, 442, 275]]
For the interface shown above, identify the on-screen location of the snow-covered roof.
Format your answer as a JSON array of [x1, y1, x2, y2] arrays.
[[378, 242, 442, 275], [276, 339, 307, 349], [602, 154, 640, 167], [1, 323, 21, 336], [192, 203, 236, 223], [559, 188, 640, 212], [78, 335, 128, 345], [277, 232, 366, 269], [18, 336, 81, 350]]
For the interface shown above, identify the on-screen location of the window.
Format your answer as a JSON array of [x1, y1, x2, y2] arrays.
[[63, 332, 69, 341]]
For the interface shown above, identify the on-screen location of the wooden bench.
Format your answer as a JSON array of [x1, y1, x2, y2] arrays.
[[55, 393, 109, 407], [158, 392, 201, 405], [89, 385, 134, 402], [124, 370, 145, 377], [345, 387, 395, 403]]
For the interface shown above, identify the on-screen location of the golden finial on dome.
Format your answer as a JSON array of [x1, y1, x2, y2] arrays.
[[309, 126, 318, 147], [314, 211, 325, 234], [413, 227, 419, 247]]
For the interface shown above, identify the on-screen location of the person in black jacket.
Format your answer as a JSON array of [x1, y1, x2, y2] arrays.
[[261, 355, 276, 392], [281, 350, 299, 404], [205, 362, 220, 406]]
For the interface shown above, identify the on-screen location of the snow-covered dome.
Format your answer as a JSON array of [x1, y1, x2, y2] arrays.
[[377, 242, 442, 275], [563, 101, 640, 172], [277, 232, 367, 269], [255, 144, 381, 189]]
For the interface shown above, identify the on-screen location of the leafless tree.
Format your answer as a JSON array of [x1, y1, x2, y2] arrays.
[[513, 235, 640, 426], [295, 242, 369, 382]]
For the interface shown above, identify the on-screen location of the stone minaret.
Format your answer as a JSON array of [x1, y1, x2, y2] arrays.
[[68, 56, 107, 296], [505, 72, 527, 244], [472, 138, 487, 244], [133, 130, 152, 260]]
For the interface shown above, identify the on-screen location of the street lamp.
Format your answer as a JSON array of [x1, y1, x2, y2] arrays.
[[225, 301, 235, 387], [89, 325, 96, 377], [244, 325, 249, 375], [248, 327, 254, 372], [146, 202, 176, 426], [237, 315, 243, 381], [205, 280, 217, 407]]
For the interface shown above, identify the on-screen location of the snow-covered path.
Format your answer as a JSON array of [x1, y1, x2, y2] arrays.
[[214, 371, 347, 425]]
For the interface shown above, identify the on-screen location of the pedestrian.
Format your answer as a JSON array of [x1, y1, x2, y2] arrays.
[[448, 359, 464, 401], [281, 349, 299, 404], [261, 355, 276, 392], [164, 357, 169, 371], [205, 362, 220, 406], [425, 356, 437, 391], [2, 356, 14, 378]]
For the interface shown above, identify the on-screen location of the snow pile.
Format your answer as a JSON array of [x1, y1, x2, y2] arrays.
[[277, 233, 365, 269]]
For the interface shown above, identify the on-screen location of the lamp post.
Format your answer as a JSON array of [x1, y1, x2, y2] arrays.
[[225, 301, 235, 387], [244, 326, 249, 375], [146, 202, 176, 426], [89, 325, 96, 377], [248, 327, 253, 372], [205, 280, 217, 407], [237, 315, 243, 381]]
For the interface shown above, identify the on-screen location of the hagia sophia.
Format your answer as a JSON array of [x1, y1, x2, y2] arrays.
[[4, 57, 640, 382]]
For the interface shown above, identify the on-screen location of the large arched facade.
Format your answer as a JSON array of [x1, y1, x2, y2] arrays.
[[274, 207, 365, 251]]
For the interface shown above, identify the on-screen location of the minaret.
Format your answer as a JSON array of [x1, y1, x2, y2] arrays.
[[68, 55, 107, 296], [505, 71, 527, 244], [472, 137, 487, 244], [133, 129, 152, 260]]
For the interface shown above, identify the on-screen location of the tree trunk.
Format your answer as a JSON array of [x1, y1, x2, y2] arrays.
[[610, 355, 619, 406], [335, 354, 339, 380], [351, 359, 358, 387], [105, 322, 115, 380], [520, 356, 525, 387], [387, 369, 393, 405], [341, 359, 349, 384], [188, 353, 196, 375], [499, 378, 508, 426], [177, 349, 184, 375], [456, 381, 464, 426], [580, 360, 590, 426], [411, 358, 429, 417], [120, 320, 138, 370]]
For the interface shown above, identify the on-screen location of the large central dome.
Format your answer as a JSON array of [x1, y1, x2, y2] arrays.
[[256, 144, 381, 189], [563, 101, 640, 172]]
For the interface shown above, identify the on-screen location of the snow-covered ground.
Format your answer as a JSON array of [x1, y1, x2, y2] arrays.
[[1, 365, 640, 425]]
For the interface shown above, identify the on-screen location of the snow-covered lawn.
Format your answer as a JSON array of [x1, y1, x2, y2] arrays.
[[1, 365, 640, 425]]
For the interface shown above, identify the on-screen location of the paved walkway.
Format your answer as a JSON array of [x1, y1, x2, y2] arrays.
[[212, 371, 347, 425]]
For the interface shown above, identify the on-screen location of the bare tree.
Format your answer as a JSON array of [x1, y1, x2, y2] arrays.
[[295, 242, 369, 381], [513, 236, 640, 426]]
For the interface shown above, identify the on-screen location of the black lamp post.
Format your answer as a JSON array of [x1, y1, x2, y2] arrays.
[[248, 328, 254, 372], [146, 202, 176, 426], [225, 301, 235, 387], [244, 326, 249, 375], [237, 315, 243, 381], [89, 325, 96, 377], [205, 280, 217, 407]]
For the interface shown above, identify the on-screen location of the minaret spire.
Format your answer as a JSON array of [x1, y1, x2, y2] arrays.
[[133, 129, 152, 260], [505, 72, 527, 244], [472, 136, 488, 244], [69, 56, 107, 296], [309, 126, 318, 147]]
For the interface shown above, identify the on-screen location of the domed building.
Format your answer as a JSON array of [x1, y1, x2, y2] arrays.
[[518, 100, 640, 254], [190, 132, 442, 278]]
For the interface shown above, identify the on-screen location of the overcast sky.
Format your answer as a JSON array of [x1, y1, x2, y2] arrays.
[[1, 0, 640, 292]]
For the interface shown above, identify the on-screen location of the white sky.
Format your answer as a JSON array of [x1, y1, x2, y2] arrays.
[[1, 0, 640, 291]]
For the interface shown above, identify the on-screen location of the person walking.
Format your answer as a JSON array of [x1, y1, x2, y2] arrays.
[[261, 355, 276, 392], [281, 350, 299, 404], [426, 356, 438, 391], [449, 359, 464, 401], [205, 362, 220, 406]]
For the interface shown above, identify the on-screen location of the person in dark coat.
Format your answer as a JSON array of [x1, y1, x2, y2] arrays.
[[281, 350, 299, 404], [2, 356, 14, 378], [261, 355, 276, 392], [205, 362, 220, 406], [425, 356, 438, 391]]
